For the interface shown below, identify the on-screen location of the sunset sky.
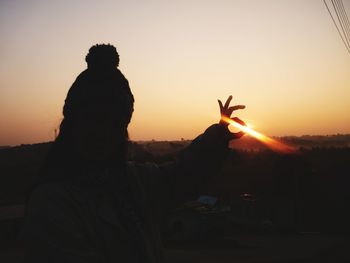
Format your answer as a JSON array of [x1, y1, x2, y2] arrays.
[[1, 0, 349, 146]]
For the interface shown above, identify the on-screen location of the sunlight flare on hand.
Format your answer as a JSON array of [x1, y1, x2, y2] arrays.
[[221, 116, 297, 154]]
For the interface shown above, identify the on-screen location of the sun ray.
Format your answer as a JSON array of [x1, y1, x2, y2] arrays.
[[221, 116, 297, 154]]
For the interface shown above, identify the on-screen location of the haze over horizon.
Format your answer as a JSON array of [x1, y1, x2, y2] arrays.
[[1, 0, 350, 146]]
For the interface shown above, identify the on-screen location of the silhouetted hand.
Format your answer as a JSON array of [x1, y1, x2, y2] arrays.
[[218, 95, 246, 139]]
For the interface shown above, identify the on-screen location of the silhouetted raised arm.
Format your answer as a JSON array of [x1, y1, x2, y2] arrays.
[[130, 96, 246, 209]]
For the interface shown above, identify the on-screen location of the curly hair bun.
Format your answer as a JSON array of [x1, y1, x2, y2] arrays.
[[85, 43, 120, 69]]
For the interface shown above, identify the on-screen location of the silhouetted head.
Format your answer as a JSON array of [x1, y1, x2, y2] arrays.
[[37, 44, 134, 184], [85, 43, 120, 71]]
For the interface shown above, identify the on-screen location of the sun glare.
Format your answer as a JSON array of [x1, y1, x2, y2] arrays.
[[221, 116, 297, 154]]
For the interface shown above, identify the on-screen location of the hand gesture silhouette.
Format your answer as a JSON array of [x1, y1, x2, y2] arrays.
[[218, 95, 246, 139]]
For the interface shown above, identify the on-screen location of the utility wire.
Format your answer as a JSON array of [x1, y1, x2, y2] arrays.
[[338, 0, 350, 38], [332, 0, 350, 48], [323, 0, 350, 54], [337, 0, 350, 42]]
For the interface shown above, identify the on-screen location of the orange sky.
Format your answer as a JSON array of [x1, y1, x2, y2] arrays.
[[1, 0, 350, 146]]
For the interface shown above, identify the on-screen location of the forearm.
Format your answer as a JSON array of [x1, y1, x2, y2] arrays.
[[156, 124, 232, 208], [177, 123, 231, 173]]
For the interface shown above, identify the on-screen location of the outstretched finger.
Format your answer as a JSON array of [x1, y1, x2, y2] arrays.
[[229, 105, 246, 112], [224, 95, 233, 109], [218, 99, 223, 112], [232, 117, 247, 126]]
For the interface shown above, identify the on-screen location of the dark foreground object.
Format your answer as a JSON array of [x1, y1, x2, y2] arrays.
[[1, 234, 350, 263]]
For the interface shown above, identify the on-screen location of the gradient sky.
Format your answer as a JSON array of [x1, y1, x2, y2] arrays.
[[1, 0, 349, 146]]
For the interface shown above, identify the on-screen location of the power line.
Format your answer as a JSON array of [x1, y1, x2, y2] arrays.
[[323, 0, 350, 54], [323, 0, 349, 52], [337, 0, 350, 42], [332, 0, 350, 48]]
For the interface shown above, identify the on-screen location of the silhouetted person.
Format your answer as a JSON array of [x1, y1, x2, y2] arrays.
[[21, 44, 246, 263]]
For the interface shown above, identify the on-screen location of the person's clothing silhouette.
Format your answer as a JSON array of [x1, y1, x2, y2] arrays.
[[21, 44, 245, 263]]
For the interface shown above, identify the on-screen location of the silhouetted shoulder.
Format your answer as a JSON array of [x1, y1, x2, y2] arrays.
[[27, 182, 70, 206], [23, 182, 79, 239], [25, 181, 89, 225]]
